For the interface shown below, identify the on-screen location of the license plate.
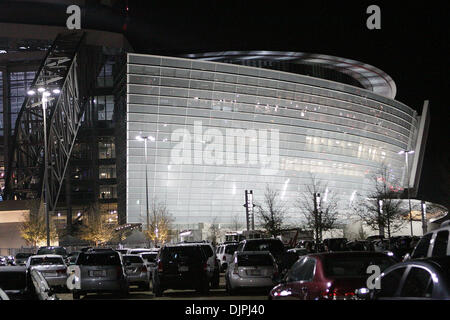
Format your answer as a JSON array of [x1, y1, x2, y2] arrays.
[[178, 266, 189, 272], [90, 270, 106, 277], [44, 272, 58, 277]]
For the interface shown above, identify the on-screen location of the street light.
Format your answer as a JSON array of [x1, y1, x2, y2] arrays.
[[135, 135, 156, 244], [398, 149, 415, 236], [27, 86, 60, 246], [421, 201, 427, 235]]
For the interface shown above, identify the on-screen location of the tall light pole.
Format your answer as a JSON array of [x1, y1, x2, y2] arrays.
[[136, 135, 155, 244], [28, 86, 60, 246], [399, 149, 415, 237], [421, 201, 427, 235]]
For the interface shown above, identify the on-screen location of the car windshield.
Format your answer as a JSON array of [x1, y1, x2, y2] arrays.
[[323, 255, 396, 278], [141, 253, 158, 262], [244, 240, 284, 254], [37, 247, 67, 256], [237, 254, 273, 267], [130, 250, 151, 255], [162, 246, 205, 262], [124, 256, 143, 264], [30, 257, 64, 265], [15, 253, 33, 259], [77, 252, 121, 266], [225, 245, 238, 254]]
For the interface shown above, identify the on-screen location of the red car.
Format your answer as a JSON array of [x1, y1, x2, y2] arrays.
[[269, 251, 397, 300]]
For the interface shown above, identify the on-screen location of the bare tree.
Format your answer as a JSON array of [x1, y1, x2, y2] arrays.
[[144, 198, 174, 247], [254, 185, 288, 238], [352, 164, 407, 241], [208, 217, 220, 245], [296, 174, 339, 246], [231, 214, 243, 232]]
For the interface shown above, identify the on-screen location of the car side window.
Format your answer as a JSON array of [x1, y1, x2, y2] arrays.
[[236, 243, 244, 252], [432, 231, 449, 257], [411, 233, 432, 258], [287, 257, 315, 282], [400, 267, 434, 298], [377, 267, 406, 298]]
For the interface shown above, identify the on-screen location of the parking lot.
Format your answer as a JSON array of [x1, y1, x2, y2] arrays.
[[56, 274, 268, 300]]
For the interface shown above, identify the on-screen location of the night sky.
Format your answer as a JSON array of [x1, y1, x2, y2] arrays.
[[121, 1, 449, 208]]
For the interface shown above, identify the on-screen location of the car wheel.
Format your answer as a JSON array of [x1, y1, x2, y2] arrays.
[[153, 281, 163, 297], [139, 282, 150, 291], [197, 279, 210, 294], [118, 285, 129, 298], [72, 292, 81, 300], [211, 272, 220, 289]]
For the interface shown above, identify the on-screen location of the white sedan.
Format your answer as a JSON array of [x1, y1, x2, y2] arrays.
[[26, 254, 68, 289]]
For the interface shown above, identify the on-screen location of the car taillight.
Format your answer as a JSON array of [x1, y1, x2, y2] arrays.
[[116, 266, 123, 279], [323, 288, 355, 300], [158, 261, 163, 273], [233, 263, 239, 275], [141, 265, 148, 273], [273, 263, 279, 278]]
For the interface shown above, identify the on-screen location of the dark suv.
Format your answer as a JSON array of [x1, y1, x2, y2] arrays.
[[36, 246, 68, 264], [152, 244, 209, 297]]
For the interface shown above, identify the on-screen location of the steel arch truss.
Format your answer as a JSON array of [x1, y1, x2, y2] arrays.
[[5, 32, 102, 212]]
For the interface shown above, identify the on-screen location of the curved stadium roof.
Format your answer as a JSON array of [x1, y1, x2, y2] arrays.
[[184, 51, 397, 99]]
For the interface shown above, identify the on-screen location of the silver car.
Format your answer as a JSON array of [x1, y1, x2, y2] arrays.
[[26, 255, 67, 289], [123, 255, 150, 290], [140, 252, 159, 279], [225, 251, 278, 295], [71, 250, 129, 299]]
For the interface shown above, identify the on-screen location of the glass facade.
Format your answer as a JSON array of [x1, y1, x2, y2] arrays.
[[9, 71, 35, 133], [123, 54, 420, 229], [95, 95, 114, 121]]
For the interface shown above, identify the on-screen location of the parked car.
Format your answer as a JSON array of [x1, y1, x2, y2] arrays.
[[216, 242, 238, 272], [236, 238, 286, 272], [270, 251, 397, 300], [407, 223, 450, 260], [26, 255, 68, 290], [127, 248, 159, 255], [0, 288, 9, 300], [225, 251, 278, 295], [0, 256, 7, 266], [36, 246, 68, 264], [115, 249, 130, 255], [323, 238, 348, 252], [67, 251, 80, 265], [36, 246, 67, 256], [5, 256, 15, 266], [346, 240, 371, 252], [178, 242, 220, 288], [356, 256, 450, 300], [14, 252, 34, 266], [0, 266, 58, 300], [152, 244, 209, 297], [123, 254, 150, 290], [140, 251, 158, 279], [71, 250, 129, 299]]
